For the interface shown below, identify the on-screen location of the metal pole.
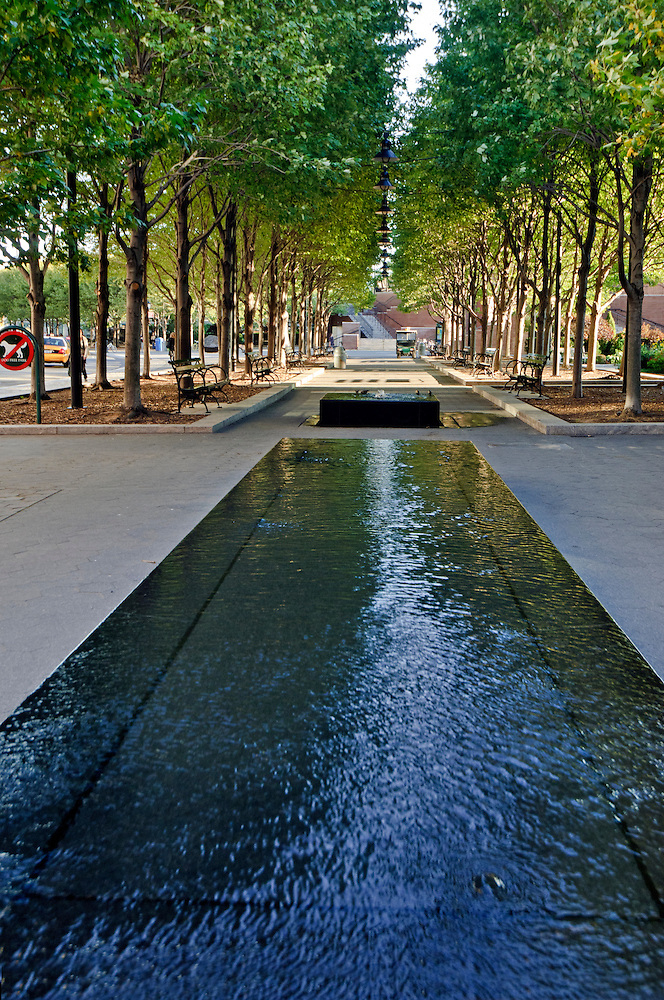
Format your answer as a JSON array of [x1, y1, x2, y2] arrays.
[[67, 170, 83, 408], [34, 339, 41, 424]]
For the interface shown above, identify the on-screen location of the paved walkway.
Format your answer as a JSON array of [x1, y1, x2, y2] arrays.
[[1, 354, 662, 722]]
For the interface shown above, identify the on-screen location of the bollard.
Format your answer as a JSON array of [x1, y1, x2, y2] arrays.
[[333, 345, 347, 369]]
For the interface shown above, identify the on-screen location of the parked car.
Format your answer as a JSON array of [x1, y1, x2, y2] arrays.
[[43, 336, 70, 366]]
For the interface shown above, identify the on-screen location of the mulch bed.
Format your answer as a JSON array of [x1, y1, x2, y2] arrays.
[[2, 364, 663, 426], [0, 372, 271, 425], [526, 382, 664, 423]]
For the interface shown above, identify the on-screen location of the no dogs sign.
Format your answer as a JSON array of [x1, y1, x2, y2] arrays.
[[0, 327, 35, 370]]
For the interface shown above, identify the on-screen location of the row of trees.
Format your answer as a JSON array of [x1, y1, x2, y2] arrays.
[[1, 0, 410, 412], [394, 0, 664, 415]]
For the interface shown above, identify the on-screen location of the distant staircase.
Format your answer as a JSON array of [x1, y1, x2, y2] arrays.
[[359, 313, 393, 339]]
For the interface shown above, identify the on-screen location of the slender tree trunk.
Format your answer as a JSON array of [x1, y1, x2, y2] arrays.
[[535, 178, 553, 357], [291, 272, 298, 352], [621, 156, 652, 417], [242, 220, 257, 373], [585, 231, 614, 373], [26, 257, 47, 399], [553, 211, 562, 376], [197, 242, 207, 366], [278, 272, 289, 365], [267, 228, 279, 360], [479, 266, 488, 351], [514, 275, 528, 360], [563, 247, 579, 366], [572, 156, 599, 398], [94, 184, 112, 389], [175, 167, 192, 363], [141, 238, 150, 378], [214, 244, 223, 370], [123, 158, 148, 415], [23, 205, 48, 400], [221, 200, 236, 374]]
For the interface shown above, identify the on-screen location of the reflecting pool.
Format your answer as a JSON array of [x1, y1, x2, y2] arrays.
[[3, 439, 664, 999]]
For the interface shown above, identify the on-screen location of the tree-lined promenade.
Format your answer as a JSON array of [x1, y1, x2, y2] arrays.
[[0, 0, 410, 414], [2, 1, 664, 419], [395, 0, 664, 417]]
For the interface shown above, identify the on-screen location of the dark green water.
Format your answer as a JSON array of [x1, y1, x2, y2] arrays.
[[3, 439, 664, 999]]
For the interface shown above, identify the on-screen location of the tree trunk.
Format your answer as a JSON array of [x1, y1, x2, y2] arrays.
[[242, 220, 257, 373], [141, 238, 150, 378], [572, 155, 599, 399], [122, 159, 148, 415], [291, 272, 298, 352], [94, 184, 112, 389], [278, 270, 289, 365], [514, 276, 528, 360], [221, 200, 236, 374], [535, 178, 553, 357], [563, 247, 579, 366], [197, 242, 207, 366], [267, 228, 279, 361], [621, 156, 652, 418], [552, 211, 562, 376], [214, 245, 223, 370], [175, 167, 192, 363], [24, 206, 47, 400]]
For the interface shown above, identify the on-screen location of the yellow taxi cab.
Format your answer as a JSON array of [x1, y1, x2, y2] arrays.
[[43, 336, 71, 366]]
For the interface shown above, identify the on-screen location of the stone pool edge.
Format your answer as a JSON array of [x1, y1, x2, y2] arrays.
[[430, 362, 664, 437], [470, 385, 664, 436], [432, 362, 664, 435]]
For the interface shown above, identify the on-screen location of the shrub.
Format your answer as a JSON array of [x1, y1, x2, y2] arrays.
[[645, 348, 664, 374], [598, 335, 618, 355]]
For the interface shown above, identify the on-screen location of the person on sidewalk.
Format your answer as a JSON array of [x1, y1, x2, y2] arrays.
[[80, 334, 89, 381]]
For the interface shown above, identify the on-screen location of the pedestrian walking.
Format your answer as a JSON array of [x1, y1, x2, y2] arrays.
[[80, 333, 89, 381]]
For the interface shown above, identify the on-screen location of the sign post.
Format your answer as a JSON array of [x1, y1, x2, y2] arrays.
[[0, 325, 42, 423]]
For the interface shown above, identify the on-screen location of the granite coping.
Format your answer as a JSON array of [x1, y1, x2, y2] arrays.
[[433, 362, 664, 436], [0, 371, 319, 435]]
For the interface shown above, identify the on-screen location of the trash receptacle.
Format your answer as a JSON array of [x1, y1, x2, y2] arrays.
[[154, 337, 165, 351], [333, 345, 347, 369]]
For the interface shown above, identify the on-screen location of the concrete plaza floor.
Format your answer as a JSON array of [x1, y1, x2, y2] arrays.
[[1, 353, 662, 722]]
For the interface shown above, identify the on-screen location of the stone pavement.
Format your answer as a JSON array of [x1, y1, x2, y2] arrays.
[[1, 352, 662, 722]]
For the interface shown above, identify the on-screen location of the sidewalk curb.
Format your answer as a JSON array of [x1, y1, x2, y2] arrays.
[[430, 362, 664, 436], [0, 370, 319, 435]]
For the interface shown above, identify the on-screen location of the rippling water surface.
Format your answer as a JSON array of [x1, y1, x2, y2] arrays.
[[3, 439, 664, 998]]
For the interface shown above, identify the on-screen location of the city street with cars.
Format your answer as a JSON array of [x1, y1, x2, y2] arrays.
[[0, 345, 173, 399]]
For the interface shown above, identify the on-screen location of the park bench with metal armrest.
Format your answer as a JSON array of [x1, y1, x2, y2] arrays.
[[514, 360, 545, 396], [170, 359, 230, 412], [248, 353, 276, 384], [451, 347, 472, 367], [286, 351, 306, 369], [472, 348, 497, 375]]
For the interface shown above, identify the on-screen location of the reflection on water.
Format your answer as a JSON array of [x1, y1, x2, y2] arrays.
[[3, 439, 664, 999]]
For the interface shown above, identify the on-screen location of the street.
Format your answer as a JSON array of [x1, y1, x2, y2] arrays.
[[0, 345, 173, 399]]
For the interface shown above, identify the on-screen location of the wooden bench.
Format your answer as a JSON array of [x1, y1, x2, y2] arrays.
[[170, 360, 230, 412], [248, 353, 276, 384]]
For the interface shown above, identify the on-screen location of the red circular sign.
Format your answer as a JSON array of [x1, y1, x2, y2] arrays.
[[0, 329, 35, 370]]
